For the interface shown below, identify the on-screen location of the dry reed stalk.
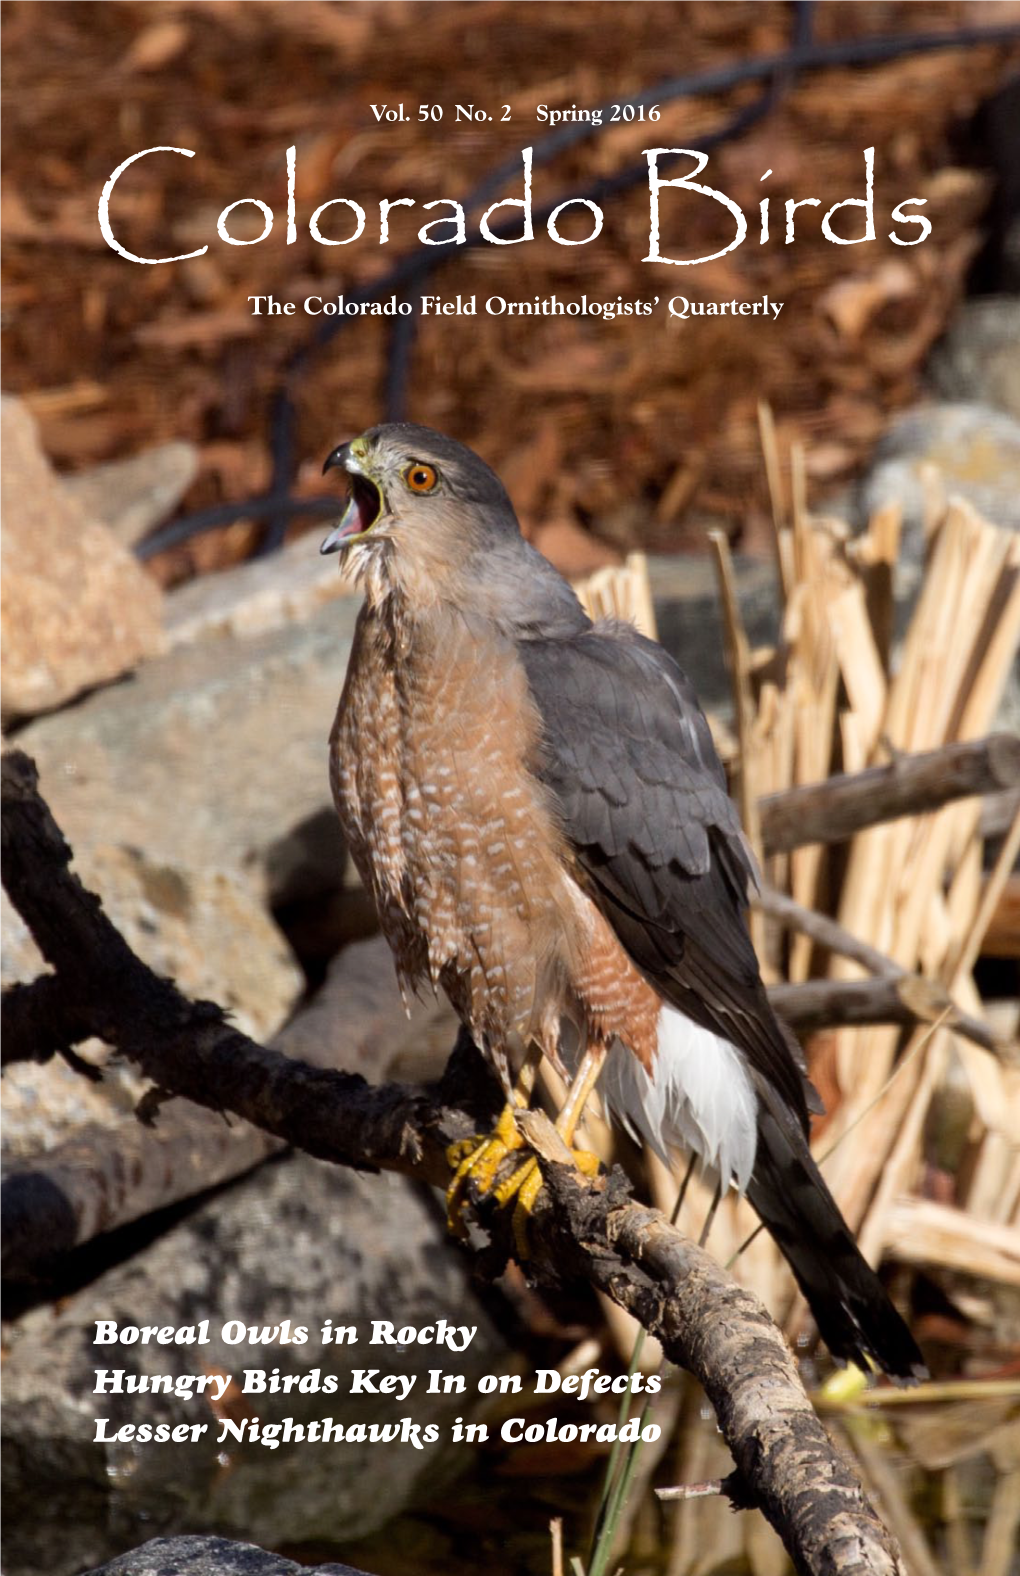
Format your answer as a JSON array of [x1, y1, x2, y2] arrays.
[[788, 594, 839, 981], [831, 579, 888, 754], [848, 502, 901, 675], [790, 444, 810, 589], [945, 807, 1020, 989], [757, 401, 793, 604], [751, 406, 798, 951], [857, 770, 1020, 1263], [943, 1467, 980, 1576], [965, 1129, 1020, 1227], [887, 532, 1017, 978], [709, 530, 768, 967], [942, 836, 984, 973], [846, 1425, 942, 1576], [980, 1464, 1020, 1576], [834, 514, 965, 955], [881, 1197, 1020, 1286], [926, 812, 1020, 1231], [818, 507, 1019, 1247], [574, 551, 658, 640], [777, 549, 828, 967], [550, 1517, 564, 1576], [665, 1381, 748, 1576]]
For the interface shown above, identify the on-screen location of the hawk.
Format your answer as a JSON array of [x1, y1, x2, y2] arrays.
[[321, 423, 924, 1382]]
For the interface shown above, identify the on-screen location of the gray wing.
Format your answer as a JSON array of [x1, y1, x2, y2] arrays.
[[518, 620, 813, 1130]]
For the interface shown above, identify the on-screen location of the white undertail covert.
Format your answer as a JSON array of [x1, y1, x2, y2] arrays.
[[598, 1005, 758, 1193]]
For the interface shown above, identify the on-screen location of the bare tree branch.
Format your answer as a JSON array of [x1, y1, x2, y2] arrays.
[[1, 973, 95, 1066], [2, 1110, 281, 1273], [0, 748, 905, 1575], [758, 733, 1020, 855], [756, 886, 1004, 1057]]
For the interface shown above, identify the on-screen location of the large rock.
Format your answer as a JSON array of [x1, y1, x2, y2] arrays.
[[62, 442, 200, 550], [278, 934, 458, 1087], [1, 848, 303, 1161], [857, 402, 1020, 568], [84, 1535, 374, 1576], [1, 1153, 504, 1576], [14, 596, 360, 907], [928, 298, 1020, 421], [0, 398, 165, 723], [164, 531, 358, 649], [0, 887, 43, 987]]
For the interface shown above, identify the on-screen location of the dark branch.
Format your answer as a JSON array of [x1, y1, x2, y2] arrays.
[[1, 748, 905, 1573], [1, 973, 94, 1065], [756, 888, 1002, 1056], [759, 734, 1020, 855], [2, 1110, 281, 1277]]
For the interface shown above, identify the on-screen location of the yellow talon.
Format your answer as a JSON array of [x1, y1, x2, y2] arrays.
[[445, 1103, 526, 1237], [506, 1158, 542, 1259], [493, 1155, 539, 1208], [501, 1145, 601, 1257], [446, 1101, 602, 1258]]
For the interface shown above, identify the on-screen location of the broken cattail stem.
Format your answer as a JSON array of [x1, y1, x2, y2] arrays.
[[656, 1479, 726, 1502], [709, 530, 766, 965]]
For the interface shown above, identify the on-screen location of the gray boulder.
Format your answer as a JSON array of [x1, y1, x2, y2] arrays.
[[63, 442, 200, 551], [0, 398, 165, 725], [14, 597, 359, 909], [927, 297, 1020, 420], [83, 1535, 372, 1575], [857, 402, 1020, 579], [2, 1152, 503, 1576], [164, 532, 359, 650]]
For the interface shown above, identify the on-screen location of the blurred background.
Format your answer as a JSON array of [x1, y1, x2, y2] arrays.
[[2, 5, 1019, 1576]]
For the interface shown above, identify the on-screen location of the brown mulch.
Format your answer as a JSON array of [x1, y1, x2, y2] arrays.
[[2, 1, 1016, 583]]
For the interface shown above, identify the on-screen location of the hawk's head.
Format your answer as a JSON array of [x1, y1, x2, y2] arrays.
[[320, 423, 518, 561], [320, 422, 588, 636]]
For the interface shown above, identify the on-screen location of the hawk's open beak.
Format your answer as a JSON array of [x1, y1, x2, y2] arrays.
[[320, 441, 383, 554]]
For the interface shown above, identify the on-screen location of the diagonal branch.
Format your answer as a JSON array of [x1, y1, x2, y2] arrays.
[[758, 733, 1020, 854], [1, 747, 905, 1575], [756, 885, 1006, 1058]]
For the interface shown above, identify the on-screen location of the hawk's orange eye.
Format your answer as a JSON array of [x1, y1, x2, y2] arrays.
[[404, 462, 438, 494]]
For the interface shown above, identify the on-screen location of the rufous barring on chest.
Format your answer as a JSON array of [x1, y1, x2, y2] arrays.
[[330, 596, 659, 1090]]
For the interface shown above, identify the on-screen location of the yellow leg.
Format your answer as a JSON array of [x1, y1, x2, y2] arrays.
[[554, 1040, 608, 1147], [502, 1041, 608, 1256], [445, 1041, 608, 1257], [445, 1045, 542, 1237]]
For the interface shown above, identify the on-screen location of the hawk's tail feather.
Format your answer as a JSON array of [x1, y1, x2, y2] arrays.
[[748, 1099, 927, 1384]]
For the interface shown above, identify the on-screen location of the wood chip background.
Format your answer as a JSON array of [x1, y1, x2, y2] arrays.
[[2, 1, 1017, 586]]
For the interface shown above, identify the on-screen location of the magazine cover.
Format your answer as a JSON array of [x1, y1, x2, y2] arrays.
[[3, 5, 1019, 1575]]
